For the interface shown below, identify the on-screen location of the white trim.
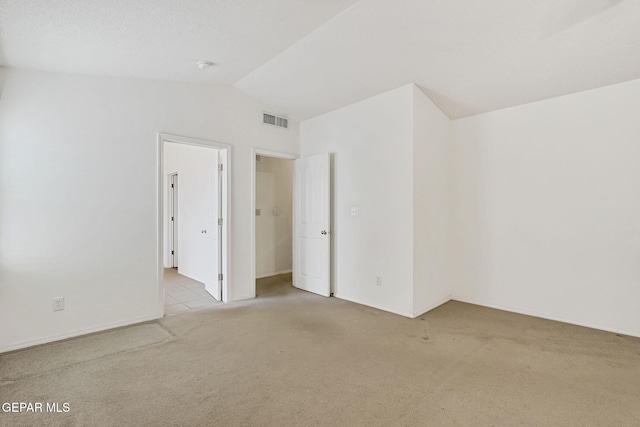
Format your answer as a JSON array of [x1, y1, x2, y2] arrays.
[[157, 135, 164, 316], [256, 269, 293, 279], [253, 148, 297, 159], [250, 148, 298, 298], [333, 293, 452, 319], [218, 148, 230, 303], [333, 293, 414, 318], [158, 133, 231, 310], [232, 293, 255, 301], [1, 315, 159, 353], [168, 172, 178, 268], [413, 296, 452, 318], [451, 297, 640, 339]]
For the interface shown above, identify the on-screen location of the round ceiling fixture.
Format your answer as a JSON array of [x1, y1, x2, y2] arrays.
[[197, 61, 215, 70]]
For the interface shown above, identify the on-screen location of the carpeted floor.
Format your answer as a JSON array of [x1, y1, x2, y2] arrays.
[[2, 274, 640, 426]]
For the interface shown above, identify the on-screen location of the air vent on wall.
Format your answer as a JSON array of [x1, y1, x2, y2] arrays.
[[263, 112, 288, 129]]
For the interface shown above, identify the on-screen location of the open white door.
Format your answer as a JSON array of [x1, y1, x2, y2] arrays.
[[203, 152, 222, 301], [293, 153, 330, 297]]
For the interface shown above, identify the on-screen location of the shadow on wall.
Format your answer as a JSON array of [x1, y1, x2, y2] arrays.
[[450, 123, 493, 299], [0, 67, 7, 99], [0, 30, 7, 98], [416, 84, 461, 120]]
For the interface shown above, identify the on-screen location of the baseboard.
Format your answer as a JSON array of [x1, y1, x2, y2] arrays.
[[452, 296, 640, 339], [1, 314, 160, 354], [230, 293, 254, 302], [333, 293, 413, 318], [256, 269, 292, 279], [413, 295, 452, 318]]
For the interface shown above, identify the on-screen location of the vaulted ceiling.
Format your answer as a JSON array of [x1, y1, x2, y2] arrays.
[[2, 0, 639, 120]]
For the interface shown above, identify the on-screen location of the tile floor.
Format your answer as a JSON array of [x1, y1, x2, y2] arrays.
[[163, 268, 221, 316]]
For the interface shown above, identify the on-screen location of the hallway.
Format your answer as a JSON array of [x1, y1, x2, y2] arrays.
[[163, 268, 220, 315]]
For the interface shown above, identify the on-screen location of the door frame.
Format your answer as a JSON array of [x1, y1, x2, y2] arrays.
[[157, 133, 231, 316], [169, 172, 178, 268], [250, 148, 298, 298]]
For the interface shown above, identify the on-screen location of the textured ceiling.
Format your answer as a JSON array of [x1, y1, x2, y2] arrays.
[[2, 0, 640, 119], [0, 0, 359, 84]]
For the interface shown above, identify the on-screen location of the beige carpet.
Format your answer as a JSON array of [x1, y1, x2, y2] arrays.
[[0, 323, 174, 384], [2, 274, 640, 426]]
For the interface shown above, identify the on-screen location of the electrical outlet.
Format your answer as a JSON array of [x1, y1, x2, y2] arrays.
[[52, 297, 64, 311], [375, 276, 382, 286]]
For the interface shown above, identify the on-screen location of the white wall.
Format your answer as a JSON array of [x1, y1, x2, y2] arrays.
[[301, 78, 640, 338], [451, 79, 640, 337], [412, 86, 452, 316], [255, 156, 293, 278], [300, 84, 415, 317], [3, 63, 637, 350], [163, 143, 218, 285], [0, 68, 298, 352]]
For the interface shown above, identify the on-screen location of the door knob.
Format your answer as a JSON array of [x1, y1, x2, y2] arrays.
[[321, 230, 328, 235], [201, 229, 207, 234]]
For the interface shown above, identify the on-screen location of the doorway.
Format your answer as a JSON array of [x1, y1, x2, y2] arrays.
[[251, 149, 296, 298], [254, 154, 294, 296], [157, 133, 230, 317], [251, 150, 331, 299]]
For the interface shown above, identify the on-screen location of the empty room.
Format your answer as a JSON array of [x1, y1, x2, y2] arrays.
[[1, 1, 639, 426]]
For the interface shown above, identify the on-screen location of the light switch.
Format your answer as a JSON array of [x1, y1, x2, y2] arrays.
[[256, 209, 261, 216], [273, 207, 280, 216], [351, 207, 359, 216]]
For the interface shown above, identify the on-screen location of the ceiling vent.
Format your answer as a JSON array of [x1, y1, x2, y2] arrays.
[[263, 112, 288, 129]]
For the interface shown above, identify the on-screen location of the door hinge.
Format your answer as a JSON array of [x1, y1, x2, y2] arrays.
[[171, 250, 174, 255], [171, 216, 174, 221], [171, 183, 174, 188], [218, 164, 223, 172], [218, 218, 223, 226], [218, 273, 223, 281]]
